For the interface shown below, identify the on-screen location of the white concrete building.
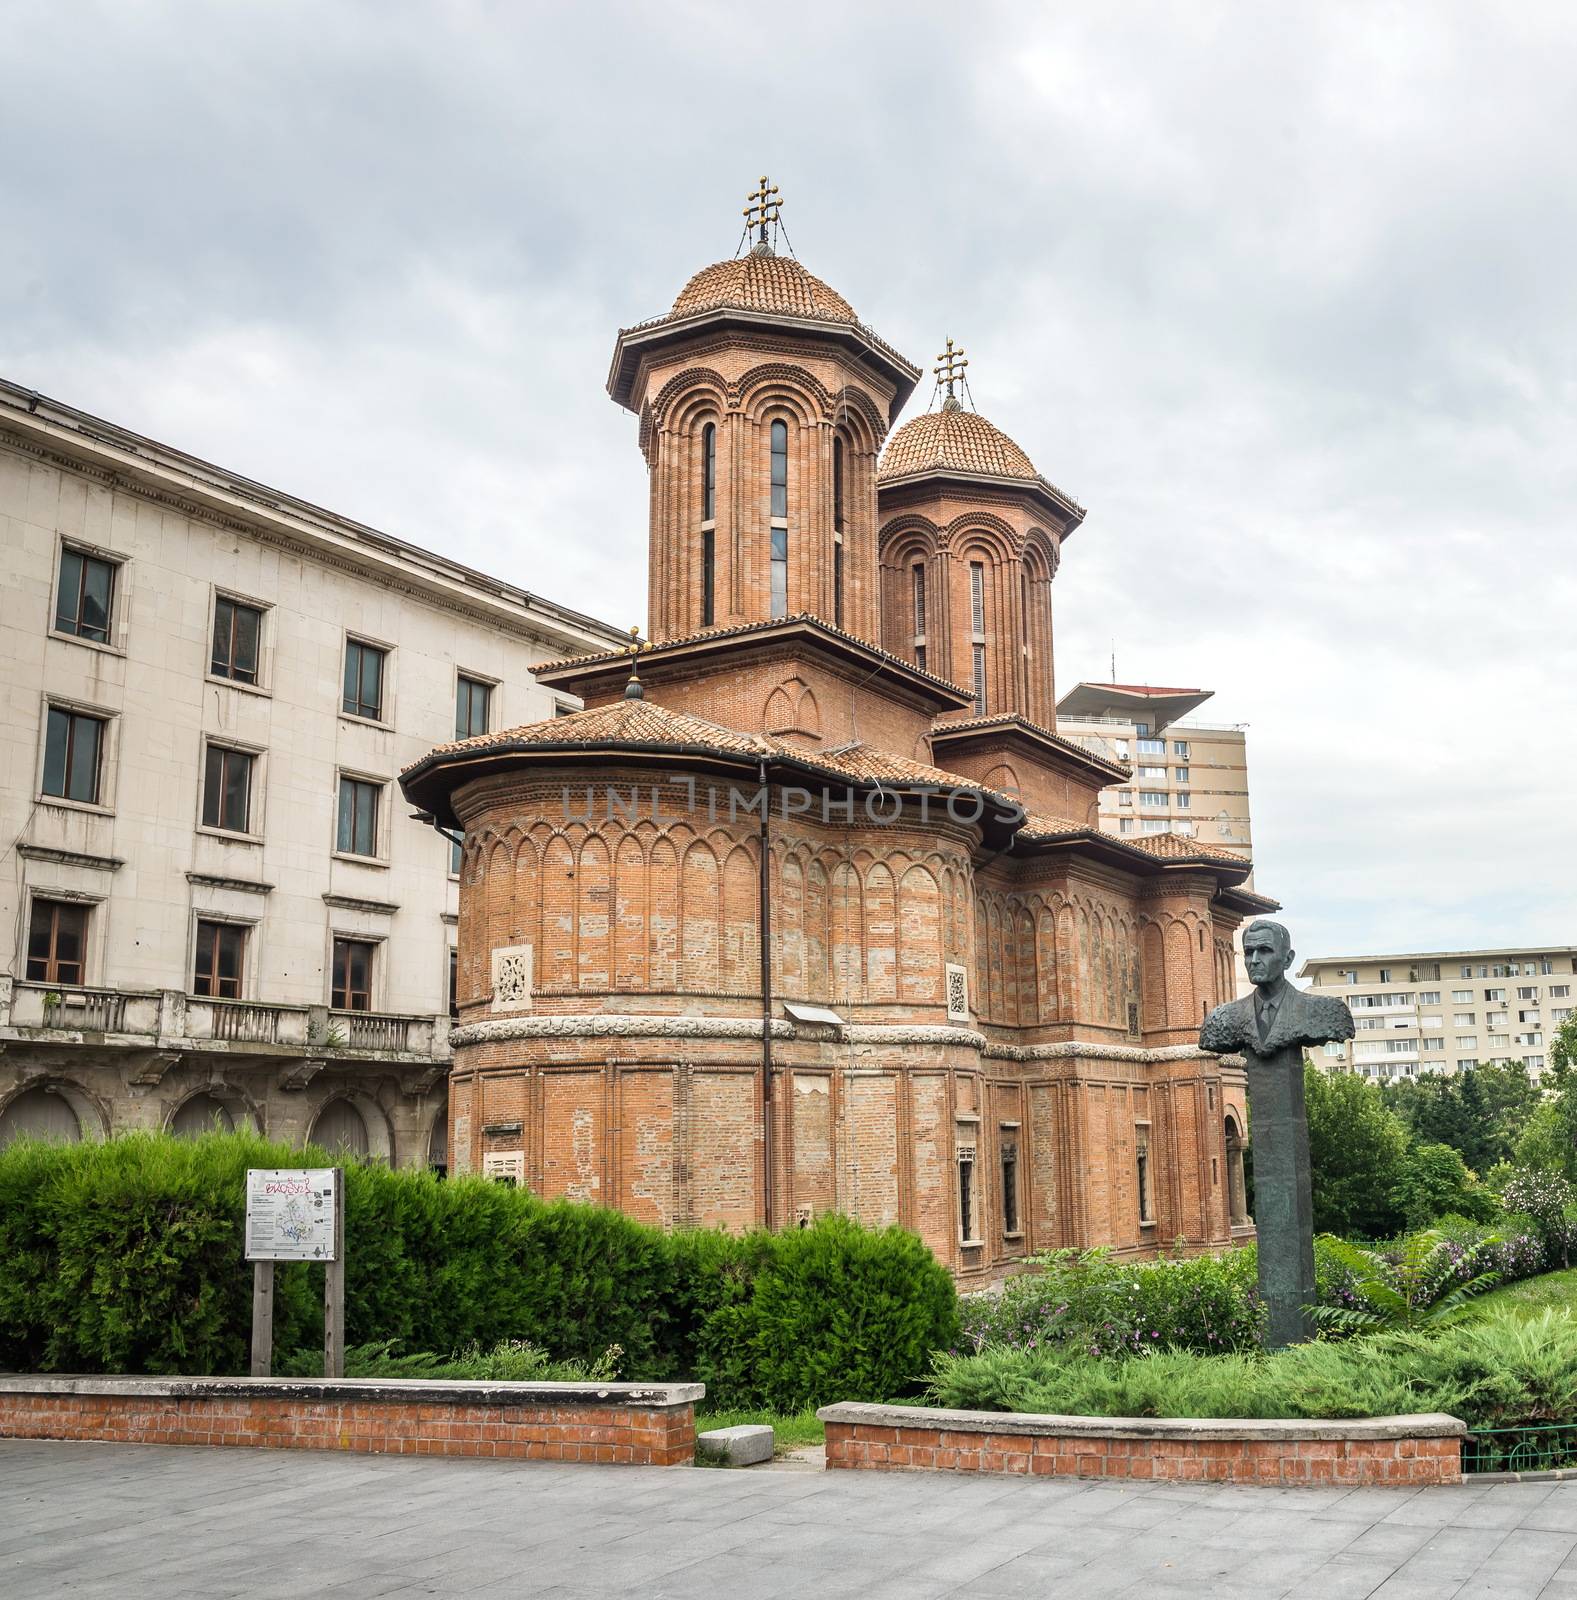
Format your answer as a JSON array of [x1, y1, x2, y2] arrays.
[[0, 378, 623, 1163], [1300, 946, 1577, 1081]]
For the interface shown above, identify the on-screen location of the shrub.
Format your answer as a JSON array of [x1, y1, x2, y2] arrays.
[[0, 1131, 955, 1411], [695, 1214, 957, 1410], [276, 1338, 621, 1382], [927, 1308, 1577, 1431], [958, 1246, 1262, 1359], [1312, 1230, 1500, 1334], [1503, 1169, 1577, 1268]]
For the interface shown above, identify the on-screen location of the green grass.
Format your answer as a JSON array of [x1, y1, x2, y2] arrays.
[[1473, 1268, 1577, 1319], [695, 1408, 825, 1453]]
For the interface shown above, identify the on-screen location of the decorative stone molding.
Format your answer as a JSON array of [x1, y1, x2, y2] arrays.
[[490, 945, 533, 1012], [983, 1041, 1226, 1065], [188, 872, 273, 895], [322, 893, 400, 915], [840, 1024, 987, 1049], [451, 1014, 794, 1047], [18, 844, 125, 873]]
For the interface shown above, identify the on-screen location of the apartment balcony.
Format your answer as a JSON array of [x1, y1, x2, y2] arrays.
[[0, 979, 449, 1074]]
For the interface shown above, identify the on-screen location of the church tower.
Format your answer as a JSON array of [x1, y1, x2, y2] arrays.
[[607, 180, 920, 645], [876, 341, 1083, 729]]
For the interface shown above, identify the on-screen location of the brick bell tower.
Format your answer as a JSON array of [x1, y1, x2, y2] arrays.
[[876, 339, 1085, 731], [606, 178, 921, 646]]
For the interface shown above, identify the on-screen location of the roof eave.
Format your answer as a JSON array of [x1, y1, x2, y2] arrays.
[[929, 717, 1129, 785], [876, 465, 1086, 531], [608, 308, 922, 415]]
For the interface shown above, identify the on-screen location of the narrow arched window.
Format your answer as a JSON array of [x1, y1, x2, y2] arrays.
[[969, 561, 987, 715], [911, 564, 927, 672], [700, 423, 716, 626], [832, 436, 844, 628], [770, 419, 789, 618]]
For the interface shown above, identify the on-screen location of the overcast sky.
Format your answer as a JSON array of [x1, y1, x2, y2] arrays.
[[5, 2, 1573, 964]]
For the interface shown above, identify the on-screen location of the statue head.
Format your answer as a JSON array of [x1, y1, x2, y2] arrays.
[[1242, 918, 1294, 990]]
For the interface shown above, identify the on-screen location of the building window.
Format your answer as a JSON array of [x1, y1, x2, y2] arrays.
[[1140, 791, 1169, 806], [971, 643, 986, 716], [448, 948, 459, 1020], [1379, 968, 1392, 984], [450, 835, 463, 875], [1176, 793, 1192, 809], [832, 436, 844, 531], [957, 1140, 978, 1243], [769, 419, 789, 618], [1419, 990, 1441, 1005], [1552, 986, 1571, 999], [969, 561, 986, 715], [701, 422, 716, 626], [1454, 1012, 1476, 1026], [1141, 818, 1168, 833], [1000, 1134, 1020, 1236], [211, 596, 263, 684], [1485, 988, 1506, 1003], [336, 776, 381, 857], [1137, 737, 1166, 755], [26, 899, 88, 985], [193, 921, 246, 999], [202, 744, 255, 834], [1452, 989, 1473, 1003], [331, 937, 375, 1011], [911, 564, 926, 671], [1138, 765, 1168, 780], [455, 676, 491, 740], [1175, 766, 1190, 784], [1173, 740, 1190, 757], [1119, 818, 1134, 835], [342, 639, 386, 720], [42, 706, 104, 804], [54, 547, 116, 644], [1136, 1127, 1154, 1223], [1117, 790, 1133, 806], [833, 538, 844, 630], [1517, 986, 1540, 1001]]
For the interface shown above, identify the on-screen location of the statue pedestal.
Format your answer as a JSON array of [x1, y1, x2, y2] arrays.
[[1244, 1045, 1316, 1348]]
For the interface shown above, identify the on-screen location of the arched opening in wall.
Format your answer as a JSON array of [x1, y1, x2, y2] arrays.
[[0, 1085, 82, 1149], [769, 418, 789, 618], [1224, 1114, 1248, 1226], [832, 434, 845, 629], [309, 1099, 370, 1160], [428, 1103, 449, 1178], [169, 1094, 235, 1139], [700, 420, 716, 627]]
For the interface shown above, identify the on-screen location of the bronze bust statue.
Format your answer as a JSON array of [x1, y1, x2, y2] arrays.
[[1199, 918, 1353, 1348]]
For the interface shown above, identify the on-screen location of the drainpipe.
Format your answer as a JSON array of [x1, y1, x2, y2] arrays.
[[757, 755, 775, 1231]]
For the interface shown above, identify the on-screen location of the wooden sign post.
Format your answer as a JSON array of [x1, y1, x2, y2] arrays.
[[245, 1167, 344, 1379]]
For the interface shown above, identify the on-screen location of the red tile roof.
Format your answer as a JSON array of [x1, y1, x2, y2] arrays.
[[671, 253, 857, 325], [879, 405, 1037, 482]]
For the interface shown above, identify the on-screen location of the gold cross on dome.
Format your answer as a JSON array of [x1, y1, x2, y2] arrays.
[[743, 176, 781, 245], [624, 624, 645, 655], [934, 337, 969, 397]]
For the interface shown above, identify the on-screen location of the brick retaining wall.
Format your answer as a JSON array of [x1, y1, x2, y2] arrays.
[[0, 1376, 702, 1466], [818, 1403, 1465, 1486]]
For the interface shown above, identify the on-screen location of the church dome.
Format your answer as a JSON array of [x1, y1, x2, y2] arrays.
[[671, 249, 859, 326], [878, 402, 1038, 483]]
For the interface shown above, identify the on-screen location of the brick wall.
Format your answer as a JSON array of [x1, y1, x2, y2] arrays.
[[819, 1404, 1465, 1487], [0, 1377, 701, 1467]]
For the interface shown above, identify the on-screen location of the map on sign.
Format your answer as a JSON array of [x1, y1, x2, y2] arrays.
[[245, 1169, 338, 1261]]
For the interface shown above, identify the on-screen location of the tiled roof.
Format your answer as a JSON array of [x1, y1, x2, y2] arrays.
[[530, 612, 974, 700], [1081, 682, 1204, 698], [879, 405, 1037, 482], [410, 698, 1008, 801], [671, 253, 857, 325], [1126, 831, 1248, 864], [405, 702, 1254, 884], [930, 712, 1131, 779]]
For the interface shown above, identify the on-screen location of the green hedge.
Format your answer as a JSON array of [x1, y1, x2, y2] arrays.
[[0, 1131, 956, 1408]]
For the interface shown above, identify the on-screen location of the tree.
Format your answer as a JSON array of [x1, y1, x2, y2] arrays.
[[1382, 1063, 1538, 1174], [1511, 1019, 1577, 1181], [1304, 1062, 1409, 1239], [1389, 1142, 1496, 1230]]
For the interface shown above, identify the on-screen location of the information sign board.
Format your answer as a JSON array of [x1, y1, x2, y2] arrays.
[[245, 1168, 339, 1261]]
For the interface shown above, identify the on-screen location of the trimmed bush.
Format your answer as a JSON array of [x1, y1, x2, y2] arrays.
[[0, 1131, 955, 1410]]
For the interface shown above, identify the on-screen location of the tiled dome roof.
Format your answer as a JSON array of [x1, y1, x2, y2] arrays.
[[671, 251, 858, 325], [878, 403, 1037, 482]]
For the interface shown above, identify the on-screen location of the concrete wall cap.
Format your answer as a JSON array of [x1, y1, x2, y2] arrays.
[[0, 1374, 705, 1409], [814, 1402, 1467, 1441]]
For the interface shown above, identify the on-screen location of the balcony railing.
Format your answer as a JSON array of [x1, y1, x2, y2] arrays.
[[338, 1012, 413, 1053], [2, 982, 445, 1063], [44, 987, 128, 1033]]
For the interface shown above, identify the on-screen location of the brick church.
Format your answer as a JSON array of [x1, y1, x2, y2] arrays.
[[401, 183, 1270, 1283]]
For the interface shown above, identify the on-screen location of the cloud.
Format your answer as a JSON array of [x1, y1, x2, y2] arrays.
[[3, 0, 1572, 959]]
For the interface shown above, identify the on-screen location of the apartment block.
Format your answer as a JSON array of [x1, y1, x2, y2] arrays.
[[0, 378, 622, 1161], [1056, 683, 1252, 860], [1300, 947, 1577, 1080]]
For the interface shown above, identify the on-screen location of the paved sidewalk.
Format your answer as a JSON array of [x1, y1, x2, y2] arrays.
[[5, 1439, 1577, 1598]]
